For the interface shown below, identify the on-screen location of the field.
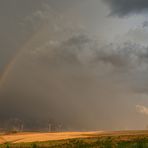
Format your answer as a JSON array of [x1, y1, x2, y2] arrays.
[[1, 131, 148, 147]]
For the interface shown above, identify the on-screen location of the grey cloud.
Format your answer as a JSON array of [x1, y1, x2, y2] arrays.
[[2, 30, 148, 130], [2, 24, 148, 130], [0, 0, 64, 74], [1, 0, 148, 131], [0, 0, 45, 73], [104, 0, 148, 17], [52, 35, 148, 69], [143, 21, 148, 28], [52, 35, 148, 94]]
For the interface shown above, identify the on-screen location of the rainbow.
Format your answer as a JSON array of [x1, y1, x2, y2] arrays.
[[0, 23, 49, 90]]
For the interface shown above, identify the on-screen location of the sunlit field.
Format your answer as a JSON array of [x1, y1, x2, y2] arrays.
[[1, 131, 148, 147]]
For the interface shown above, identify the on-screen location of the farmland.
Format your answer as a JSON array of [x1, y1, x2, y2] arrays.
[[1, 131, 148, 147]]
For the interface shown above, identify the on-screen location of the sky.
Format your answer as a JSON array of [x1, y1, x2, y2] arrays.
[[1, 0, 148, 130]]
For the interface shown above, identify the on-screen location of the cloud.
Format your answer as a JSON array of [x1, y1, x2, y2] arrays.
[[136, 105, 148, 115], [33, 33, 148, 70], [2, 25, 148, 130], [104, 0, 148, 17], [1, 0, 148, 130], [31, 32, 148, 94], [143, 21, 148, 28], [2, 28, 148, 130]]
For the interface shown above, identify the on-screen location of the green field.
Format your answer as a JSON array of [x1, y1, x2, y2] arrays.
[[1, 134, 148, 148]]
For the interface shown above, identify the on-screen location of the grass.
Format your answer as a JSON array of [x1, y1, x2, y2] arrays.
[[1, 135, 148, 147]]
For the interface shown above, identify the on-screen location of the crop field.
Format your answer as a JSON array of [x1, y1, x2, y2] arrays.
[[1, 131, 148, 147]]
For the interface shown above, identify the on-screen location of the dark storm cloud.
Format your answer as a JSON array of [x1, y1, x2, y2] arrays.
[[104, 0, 148, 16], [1, 0, 148, 131], [0, 0, 81, 73], [52, 34, 148, 94], [0, 0, 44, 73], [53, 34, 148, 69], [1, 29, 148, 130]]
